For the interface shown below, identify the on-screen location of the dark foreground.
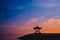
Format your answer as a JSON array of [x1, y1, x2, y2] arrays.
[[0, 33, 60, 40], [18, 33, 60, 40]]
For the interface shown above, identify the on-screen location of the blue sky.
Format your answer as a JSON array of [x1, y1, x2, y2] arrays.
[[1, 0, 60, 33], [1, 0, 32, 25], [1, 0, 60, 27]]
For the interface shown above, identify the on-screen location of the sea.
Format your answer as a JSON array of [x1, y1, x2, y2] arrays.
[[0, 34, 23, 40]]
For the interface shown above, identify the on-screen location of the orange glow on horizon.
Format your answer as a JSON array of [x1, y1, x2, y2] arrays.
[[20, 18, 60, 34], [2, 18, 60, 35]]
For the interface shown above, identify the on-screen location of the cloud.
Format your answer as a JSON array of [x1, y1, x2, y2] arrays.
[[0, 18, 39, 35], [17, 6, 24, 9], [1, 17, 60, 35], [33, 0, 60, 8], [19, 18, 39, 34], [31, 0, 60, 18], [10, 6, 24, 10], [40, 18, 60, 33], [25, 18, 39, 27], [19, 17, 60, 33]]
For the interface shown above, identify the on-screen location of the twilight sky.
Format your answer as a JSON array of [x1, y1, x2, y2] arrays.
[[1, 0, 60, 35]]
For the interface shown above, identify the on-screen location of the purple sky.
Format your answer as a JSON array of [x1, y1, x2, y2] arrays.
[[1, 0, 60, 36]]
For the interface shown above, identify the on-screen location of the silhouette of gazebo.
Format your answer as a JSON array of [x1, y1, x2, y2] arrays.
[[17, 26, 60, 40], [33, 26, 41, 33]]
